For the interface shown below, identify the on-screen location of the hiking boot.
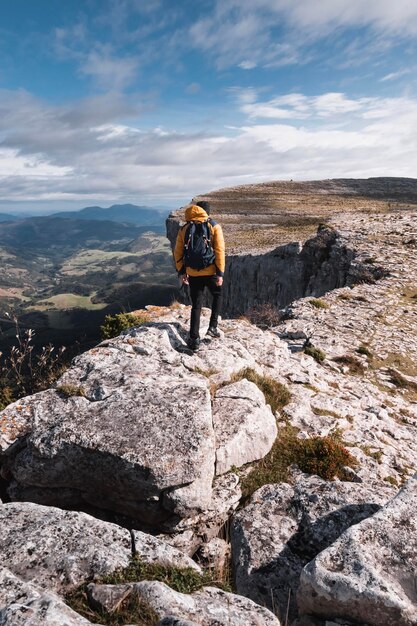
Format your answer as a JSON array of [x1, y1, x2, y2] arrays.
[[206, 326, 221, 338], [187, 337, 200, 352]]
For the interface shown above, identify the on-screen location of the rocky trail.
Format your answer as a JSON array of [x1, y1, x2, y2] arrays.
[[0, 193, 416, 625]]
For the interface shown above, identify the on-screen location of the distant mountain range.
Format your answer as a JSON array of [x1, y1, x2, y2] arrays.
[[0, 216, 158, 254], [50, 203, 166, 226], [0, 204, 167, 226], [0, 212, 18, 222]]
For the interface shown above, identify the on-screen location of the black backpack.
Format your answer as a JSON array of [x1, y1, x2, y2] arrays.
[[183, 219, 217, 270]]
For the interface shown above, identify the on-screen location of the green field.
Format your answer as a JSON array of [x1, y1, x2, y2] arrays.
[[33, 293, 107, 311]]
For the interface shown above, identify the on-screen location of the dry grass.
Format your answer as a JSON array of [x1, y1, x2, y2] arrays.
[[228, 367, 291, 413], [309, 298, 329, 310], [240, 425, 358, 499], [333, 355, 366, 375], [66, 558, 232, 626], [56, 384, 85, 398]]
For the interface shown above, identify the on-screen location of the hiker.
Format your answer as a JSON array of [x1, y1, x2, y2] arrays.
[[174, 201, 225, 351]]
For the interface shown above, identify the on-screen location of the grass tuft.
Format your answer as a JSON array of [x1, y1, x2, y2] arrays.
[[240, 425, 358, 499], [309, 298, 329, 310], [229, 367, 291, 413], [56, 384, 85, 398], [66, 557, 232, 626], [66, 587, 158, 626], [304, 345, 326, 363], [333, 355, 365, 375], [356, 344, 373, 358]]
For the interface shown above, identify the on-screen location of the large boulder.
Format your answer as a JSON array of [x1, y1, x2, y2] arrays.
[[231, 475, 389, 623], [298, 473, 417, 626], [0, 502, 199, 593], [0, 324, 216, 529]]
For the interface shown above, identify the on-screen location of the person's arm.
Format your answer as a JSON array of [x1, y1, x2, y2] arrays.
[[174, 226, 188, 282], [213, 224, 225, 285]]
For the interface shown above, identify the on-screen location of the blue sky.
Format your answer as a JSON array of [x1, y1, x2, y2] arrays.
[[1, 0, 417, 212]]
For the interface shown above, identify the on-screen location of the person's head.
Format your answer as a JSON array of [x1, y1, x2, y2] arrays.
[[196, 200, 211, 215]]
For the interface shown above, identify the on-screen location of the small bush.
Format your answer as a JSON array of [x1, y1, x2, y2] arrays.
[[333, 355, 365, 375], [240, 426, 358, 498], [0, 316, 67, 409], [56, 384, 85, 398], [383, 475, 398, 486], [100, 313, 148, 340], [356, 344, 373, 358], [246, 303, 282, 328], [309, 298, 329, 310], [229, 367, 291, 413], [304, 345, 326, 363]]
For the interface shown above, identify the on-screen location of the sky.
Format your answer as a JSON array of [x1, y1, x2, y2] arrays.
[[1, 0, 417, 213]]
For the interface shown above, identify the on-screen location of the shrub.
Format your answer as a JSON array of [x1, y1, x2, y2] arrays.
[[229, 367, 291, 413], [246, 303, 283, 328], [356, 344, 373, 358], [0, 316, 66, 410], [100, 313, 148, 340], [304, 345, 326, 363], [333, 355, 365, 375], [240, 426, 358, 498], [309, 298, 329, 310]]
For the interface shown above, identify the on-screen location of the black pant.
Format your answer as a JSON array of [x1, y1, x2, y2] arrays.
[[189, 275, 223, 339]]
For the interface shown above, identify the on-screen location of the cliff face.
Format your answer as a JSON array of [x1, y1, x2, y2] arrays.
[[167, 217, 357, 316], [167, 176, 417, 316], [220, 228, 354, 316]]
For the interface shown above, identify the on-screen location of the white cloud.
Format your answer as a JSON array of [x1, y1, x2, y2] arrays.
[[79, 46, 139, 90], [189, 0, 417, 69], [239, 61, 257, 70], [1, 88, 417, 205], [380, 68, 412, 82]]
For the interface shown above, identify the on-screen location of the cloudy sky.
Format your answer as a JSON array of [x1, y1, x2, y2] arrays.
[[1, 0, 417, 212]]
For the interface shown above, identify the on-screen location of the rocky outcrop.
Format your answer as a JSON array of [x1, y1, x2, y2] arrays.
[[298, 473, 417, 626], [0, 320, 280, 535], [231, 475, 390, 623], [167, 220, 359, 316]]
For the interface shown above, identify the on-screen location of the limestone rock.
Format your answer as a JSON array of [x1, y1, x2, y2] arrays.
[[298, 474, 417, 626], [213, 379, 277, 475], [132, 530, 201, 571], [87, 582, 132, 613], [231, 475, 388, 623], [0, 568, 93, 625], [126, 580, 281, 625], [0, 502, 131, 592], [0, 324, 216, 528], [0, 502, 199, 594]]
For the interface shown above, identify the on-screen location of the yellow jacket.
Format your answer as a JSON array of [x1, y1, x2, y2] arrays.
[[174, 205, 225, 277]]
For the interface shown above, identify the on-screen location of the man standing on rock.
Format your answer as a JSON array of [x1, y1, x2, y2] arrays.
[[174, 201, 225, 351]]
